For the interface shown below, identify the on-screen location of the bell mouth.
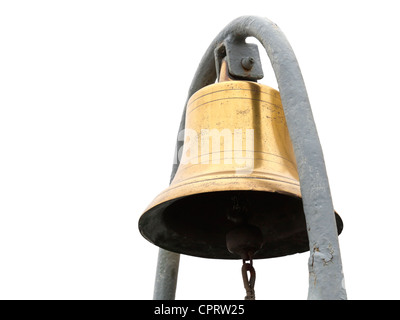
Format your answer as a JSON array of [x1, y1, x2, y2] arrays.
[[138, 190, 343, 260]]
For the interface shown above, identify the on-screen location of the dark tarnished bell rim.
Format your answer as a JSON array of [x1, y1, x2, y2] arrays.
[[139, 190, 343, 260]]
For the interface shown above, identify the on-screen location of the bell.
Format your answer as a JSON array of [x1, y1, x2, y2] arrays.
[[139, 80, 343, 259]]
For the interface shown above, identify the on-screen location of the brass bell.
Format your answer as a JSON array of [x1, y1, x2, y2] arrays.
[[139, 80, 343, 259]]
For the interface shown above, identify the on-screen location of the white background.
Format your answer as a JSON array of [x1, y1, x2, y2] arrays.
[[1, 0, 399, 300]]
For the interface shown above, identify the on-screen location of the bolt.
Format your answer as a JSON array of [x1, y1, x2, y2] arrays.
[[241, 57, 255, 70]]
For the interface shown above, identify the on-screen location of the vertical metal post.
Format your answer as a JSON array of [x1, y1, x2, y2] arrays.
[[152, 134, 184, 300], [153, 248, 180, 300]]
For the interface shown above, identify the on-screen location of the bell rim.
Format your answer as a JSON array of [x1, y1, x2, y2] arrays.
[[143, 174, 302, 214], [138, 189, 343, 260]]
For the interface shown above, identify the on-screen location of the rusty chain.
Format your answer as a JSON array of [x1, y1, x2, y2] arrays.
[[241, 258, 256, 300]]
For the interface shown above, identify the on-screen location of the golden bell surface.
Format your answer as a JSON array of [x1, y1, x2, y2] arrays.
[[139, 81, 343, 259]]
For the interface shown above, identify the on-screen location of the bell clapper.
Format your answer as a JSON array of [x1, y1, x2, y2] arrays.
[[226, 195, 262, 299], [226, 227, 261, 300]]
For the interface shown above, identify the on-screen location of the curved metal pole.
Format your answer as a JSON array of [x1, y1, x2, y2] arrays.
[[168, 15, 347, 300]]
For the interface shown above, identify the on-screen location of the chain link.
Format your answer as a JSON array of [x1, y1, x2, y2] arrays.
[[241, 258, 256, 300]]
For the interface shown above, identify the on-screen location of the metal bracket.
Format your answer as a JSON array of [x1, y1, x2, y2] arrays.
[[214, 39, 264, 81]]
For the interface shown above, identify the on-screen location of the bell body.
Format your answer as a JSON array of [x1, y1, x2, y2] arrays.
[[139, 81, 342, 259]]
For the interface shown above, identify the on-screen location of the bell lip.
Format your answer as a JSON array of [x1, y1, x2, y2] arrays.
[[142, 174, 302, 214], [138, 189, 343, 260]]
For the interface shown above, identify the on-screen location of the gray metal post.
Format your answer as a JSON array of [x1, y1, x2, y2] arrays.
[[154, 15, 347, 300], [153, 248, 180, 300]]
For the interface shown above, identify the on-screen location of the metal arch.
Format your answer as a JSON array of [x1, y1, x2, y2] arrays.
[[155, 15, 347, 300]]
